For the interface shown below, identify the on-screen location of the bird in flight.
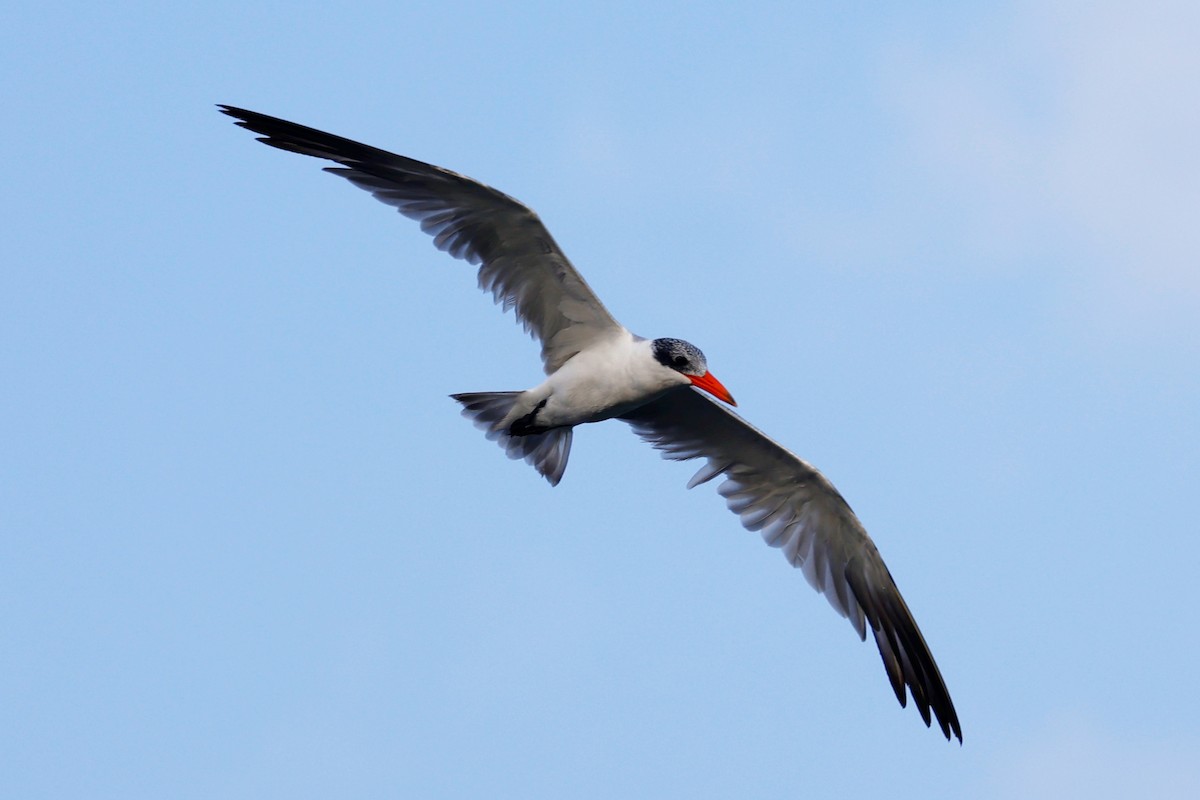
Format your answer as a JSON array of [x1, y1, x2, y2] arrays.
[[220, 105, 962, 742]]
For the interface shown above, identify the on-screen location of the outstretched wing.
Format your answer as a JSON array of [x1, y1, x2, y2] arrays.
[[220, 105, 623, 373], [622, 388, 961, 742]]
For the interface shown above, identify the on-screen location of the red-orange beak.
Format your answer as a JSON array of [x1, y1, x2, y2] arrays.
[[688, 371, 737, 406]]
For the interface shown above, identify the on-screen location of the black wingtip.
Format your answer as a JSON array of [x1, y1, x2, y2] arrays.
[[217, 104, 275, 144], [217, 103, 256, 120], [217, 105, 285, 142], [216, 103, 251, 123], [847, 567, 962, 744], [218, 103, 410, 168]]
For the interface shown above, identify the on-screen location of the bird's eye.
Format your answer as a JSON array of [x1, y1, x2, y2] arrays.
[[672, 355, 688, 368]]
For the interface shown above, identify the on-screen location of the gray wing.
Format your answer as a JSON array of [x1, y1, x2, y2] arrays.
[[220, 105, 622, 373], [621, 388, 962, 742]]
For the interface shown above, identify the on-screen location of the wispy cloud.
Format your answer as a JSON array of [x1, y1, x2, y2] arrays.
[[987, 713, 1200, 799], [883, 0, 1200, 338]]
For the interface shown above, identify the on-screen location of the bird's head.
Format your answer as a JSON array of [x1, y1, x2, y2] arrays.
[[651, 337, 736, 406]]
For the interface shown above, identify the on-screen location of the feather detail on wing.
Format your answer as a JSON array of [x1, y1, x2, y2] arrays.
[[621, 388, 961, 742], [220, 105, 622, 373]]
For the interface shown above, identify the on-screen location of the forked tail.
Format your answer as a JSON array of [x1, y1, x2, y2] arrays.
[[451, 392, 572, 486]]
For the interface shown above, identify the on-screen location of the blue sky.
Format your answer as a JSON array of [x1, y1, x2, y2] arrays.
[[4, 1, 1199, 797]]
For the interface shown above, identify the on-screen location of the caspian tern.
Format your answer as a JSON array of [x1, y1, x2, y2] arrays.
[[220, 105, 962, 742]]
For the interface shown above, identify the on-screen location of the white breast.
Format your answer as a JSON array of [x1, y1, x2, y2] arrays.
[[533, 333, 689, 427]]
